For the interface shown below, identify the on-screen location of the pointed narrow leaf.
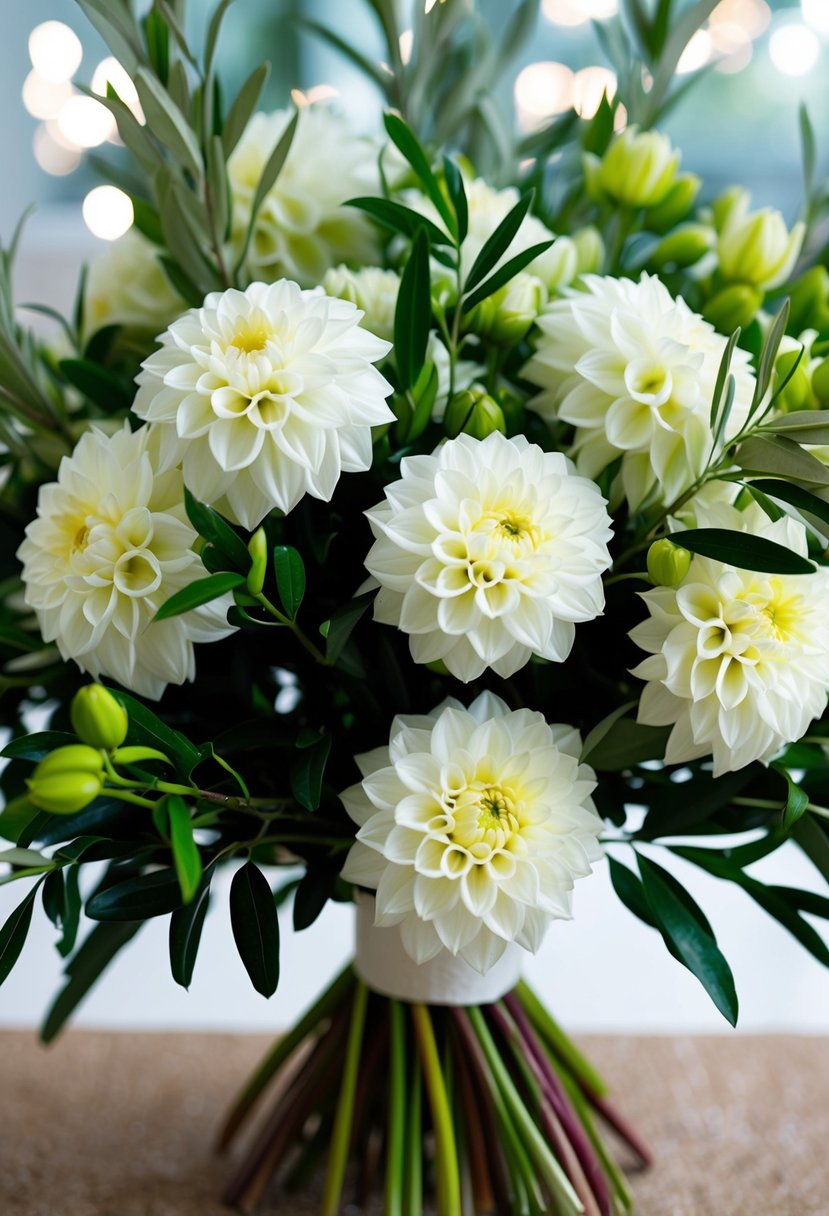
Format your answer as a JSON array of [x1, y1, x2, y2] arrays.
[[273, 546, 306, 620], [345, 197, 452, 247], [85, 868, 183, 921], [442, 156, 468, 245], [464, 189, 534, 293], [669, 528, 814, 575], [58, 867, 81, 958], [323, 591, 374, 664], [230, 861, 280, 997], [167, 795, 203, 904], [736, 434, 829, 486], [394, 226, 432, 390], [739, 876, 829, 967], [154, 572, 245, 621], [169, 876, 211, 988], [290, 732, 332, 812], [134, 68, 203, 180], [0, 882, 41, 984], [462, 240, 553, 313], [750, 298, 790, 418], [184, 489, 251, 570], [637, 853, 739, 1025], [41, 921, 141, 1043], [383, 112, 456, 237], [293, 865, 334, 931], [607, 856, 656, 928], [236, 109, 298, 270], [770, 764, 809, 832], [222, 62, 271, 156]]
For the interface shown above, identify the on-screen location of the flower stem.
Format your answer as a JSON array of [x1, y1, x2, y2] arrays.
[[255, 592, 330, 665], [517, 981, 609, 1098], [411, 1004, 461, 1216], [104, 788, 155, 809], [385, 1000, 406, 1216], [321, 980, 369, 1216], [405, 1055, 423, 1213]]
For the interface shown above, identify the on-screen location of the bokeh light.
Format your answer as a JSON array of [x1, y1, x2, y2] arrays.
[[22, 72, 73, 121], [769, 23, 820, 76], [82, 186, 134, 241], [91, 57, 144, 122], [572, 66, 617, 119], [57, 95, 116, 148], [33, 125, 81, 177], [801, 0, 829, 37], [28, 21, 82, 83], [514, 61, 575, 131]]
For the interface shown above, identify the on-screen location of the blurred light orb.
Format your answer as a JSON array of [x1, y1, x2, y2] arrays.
[[572, 66, 617, 118], [22, 71, 73, 121], [677, 29, 713, 74], [514, 62, 575, 130], [57, 95, 116, 148], [83, 187, 134, 241], [717, 39, 753, 73], [802, 0, 829, 36], [91, 57, 143, 121], [399, 29, 414, 65], [290, 84, 339, 108], [542, 0, 618, 25], [711, 0, 770, 37], [33, 124, 81, 177], [28, 21, 82, 83], [769, 23, 820, 76]]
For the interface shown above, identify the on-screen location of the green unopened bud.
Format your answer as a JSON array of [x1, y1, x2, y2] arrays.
[[444, 389, 506, 440], [774, 339, 813, 413], [710, 186, 749, 234], [465, 274, 546, 343], [597, 126, 680, 209], [246, 527, 268, 596], [27, 771, 104, 815], [35, 745, 104, 779], [702, 284, 764, 333], [572, 226, 605, 275], [811, 356, 829, 404], [718, 196, 805, 292], [647, 172, 701, 234], [653, 223, 714, 271], [647, 539, 692, 588], [70, 684, 128, 750], [788, 266, 829, 334]]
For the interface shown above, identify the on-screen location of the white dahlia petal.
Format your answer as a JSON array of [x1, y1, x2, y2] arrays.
[[363, 432, 612, 681], [340, 693, 603, 973], [133, 282, 393, 528], [631, 501, 829, 774], [17, 425, 234, 699]]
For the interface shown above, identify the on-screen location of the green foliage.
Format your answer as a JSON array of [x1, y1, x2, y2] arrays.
[[230, 861, 280, 997]]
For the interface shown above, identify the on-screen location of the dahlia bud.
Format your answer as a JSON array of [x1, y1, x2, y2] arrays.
[[702, 284, 764, 333], [647, 539, 692, 588], [718, 199, 805, 292], [27, 745, 105, 814], [647, 172, 701, 233], [653, 223, 714, 271], [596, 127, 680, 209], [70, 684, 128, 750], [246, 527, 268, 596], [572, 226, 605, 275], [444, 389, 506, 440]]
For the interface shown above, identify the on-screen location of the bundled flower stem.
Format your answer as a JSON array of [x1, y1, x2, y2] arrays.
[[219, 966, 648, 1215]]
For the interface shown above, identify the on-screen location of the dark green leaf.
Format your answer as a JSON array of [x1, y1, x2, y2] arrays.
[[670, 528, 814, 575], [638, 766, 754, 840], [154, 572, 245, 621], [293, 866, 334, 931], [85, 868, 183, 922], [58, 359, 132, 411], [462, 240, 554, 313], [0, 882, 40, 985], [169, 876, 211, 988], [346, 197, 452, 248], [771, 885, 829, 919], [323, 592, 374, 665], [394, 226, 432, 391], [607, 856, 656, 928], [0, 798, 39, 845], [383, 112, 456, 237], [581, 718, 670, 772], [273, 546, 306, 620], [290, 732, 332, 813], [2, 731, 77, 761], [57, 866, 81, 958], [770, 764, 809, 833], [739, 876, 829, 967], [184, 489, 251, 571], [750, 298, 790, 419], [166, 795, 202, 904], [736, 434, 829, 487], [42, 870, 64, 927], [130, 196, 164, 245], [793, 815, 829, 884], [765, 409, 829, 445], [464, 189, 534, 294], [41, 921, 142, 1043], [442, 156, 468, 245], [230, 861, 280, 997], [637, 853, 739, 1025]]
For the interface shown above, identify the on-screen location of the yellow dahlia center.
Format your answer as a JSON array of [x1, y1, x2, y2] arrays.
[[71, 523, 90, 554], [229, 325, 270, 354], [449, 780, 520, 854]]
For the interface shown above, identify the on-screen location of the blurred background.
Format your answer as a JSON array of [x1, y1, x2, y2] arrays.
[[1, 0, 828, 1036]]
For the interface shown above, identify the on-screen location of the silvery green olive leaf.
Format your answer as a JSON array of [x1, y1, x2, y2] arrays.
[[735, 434, 829, 487], [235, 108, 299, 272], [222, 63, 271, 157], [135, 68, 203, 181], [747, 480, 829, 530], [749, 298, 790, 421]]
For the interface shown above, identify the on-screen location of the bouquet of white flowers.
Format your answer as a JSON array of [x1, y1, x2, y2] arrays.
[[2, 1, 828, 1212]]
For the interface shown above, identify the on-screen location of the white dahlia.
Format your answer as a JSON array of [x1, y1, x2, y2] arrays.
[[523, 273, 756, 509], [340, 692, 603, 973], [322, 265, 400, 343], [630, 502, 829, 774], [83, 229, 184, 338], [17, 426, 233, 700], [364, 432, 613, 682], [132, 280, 394, 529], [228, 107, 381, 286]]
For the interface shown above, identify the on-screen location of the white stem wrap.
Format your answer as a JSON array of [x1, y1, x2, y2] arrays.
[[354, 895, 523, 1006]]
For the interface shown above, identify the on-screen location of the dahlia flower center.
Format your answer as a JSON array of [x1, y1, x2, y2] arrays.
[[448, 779, 521, 857], [229, 324, 270, 354], [66, 506, 162, 598]]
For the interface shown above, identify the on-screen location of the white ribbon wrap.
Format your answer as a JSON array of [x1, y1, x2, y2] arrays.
[[354, 895, 522, 1006]]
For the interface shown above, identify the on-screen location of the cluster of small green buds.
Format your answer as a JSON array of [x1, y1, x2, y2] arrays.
[[588, 127, 680, 210], [246, 527, 268, 596], [773, 334, 816, 413], [465, 274, 546, 344], [27, 745, 104, 814], [653, 223, 715, 272], [572, 226, 605, 275], [647, 539, 692, 588], [702, 284, 764, 333], [444, 388, 506, 440], [70, 684, 128, 750], [716, 189, 805, 292], [647, 173, 701, 234], [788, 267, 829, 335]]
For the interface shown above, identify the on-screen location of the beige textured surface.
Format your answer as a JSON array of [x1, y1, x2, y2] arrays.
[[0, 1030, 827, 1215]]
